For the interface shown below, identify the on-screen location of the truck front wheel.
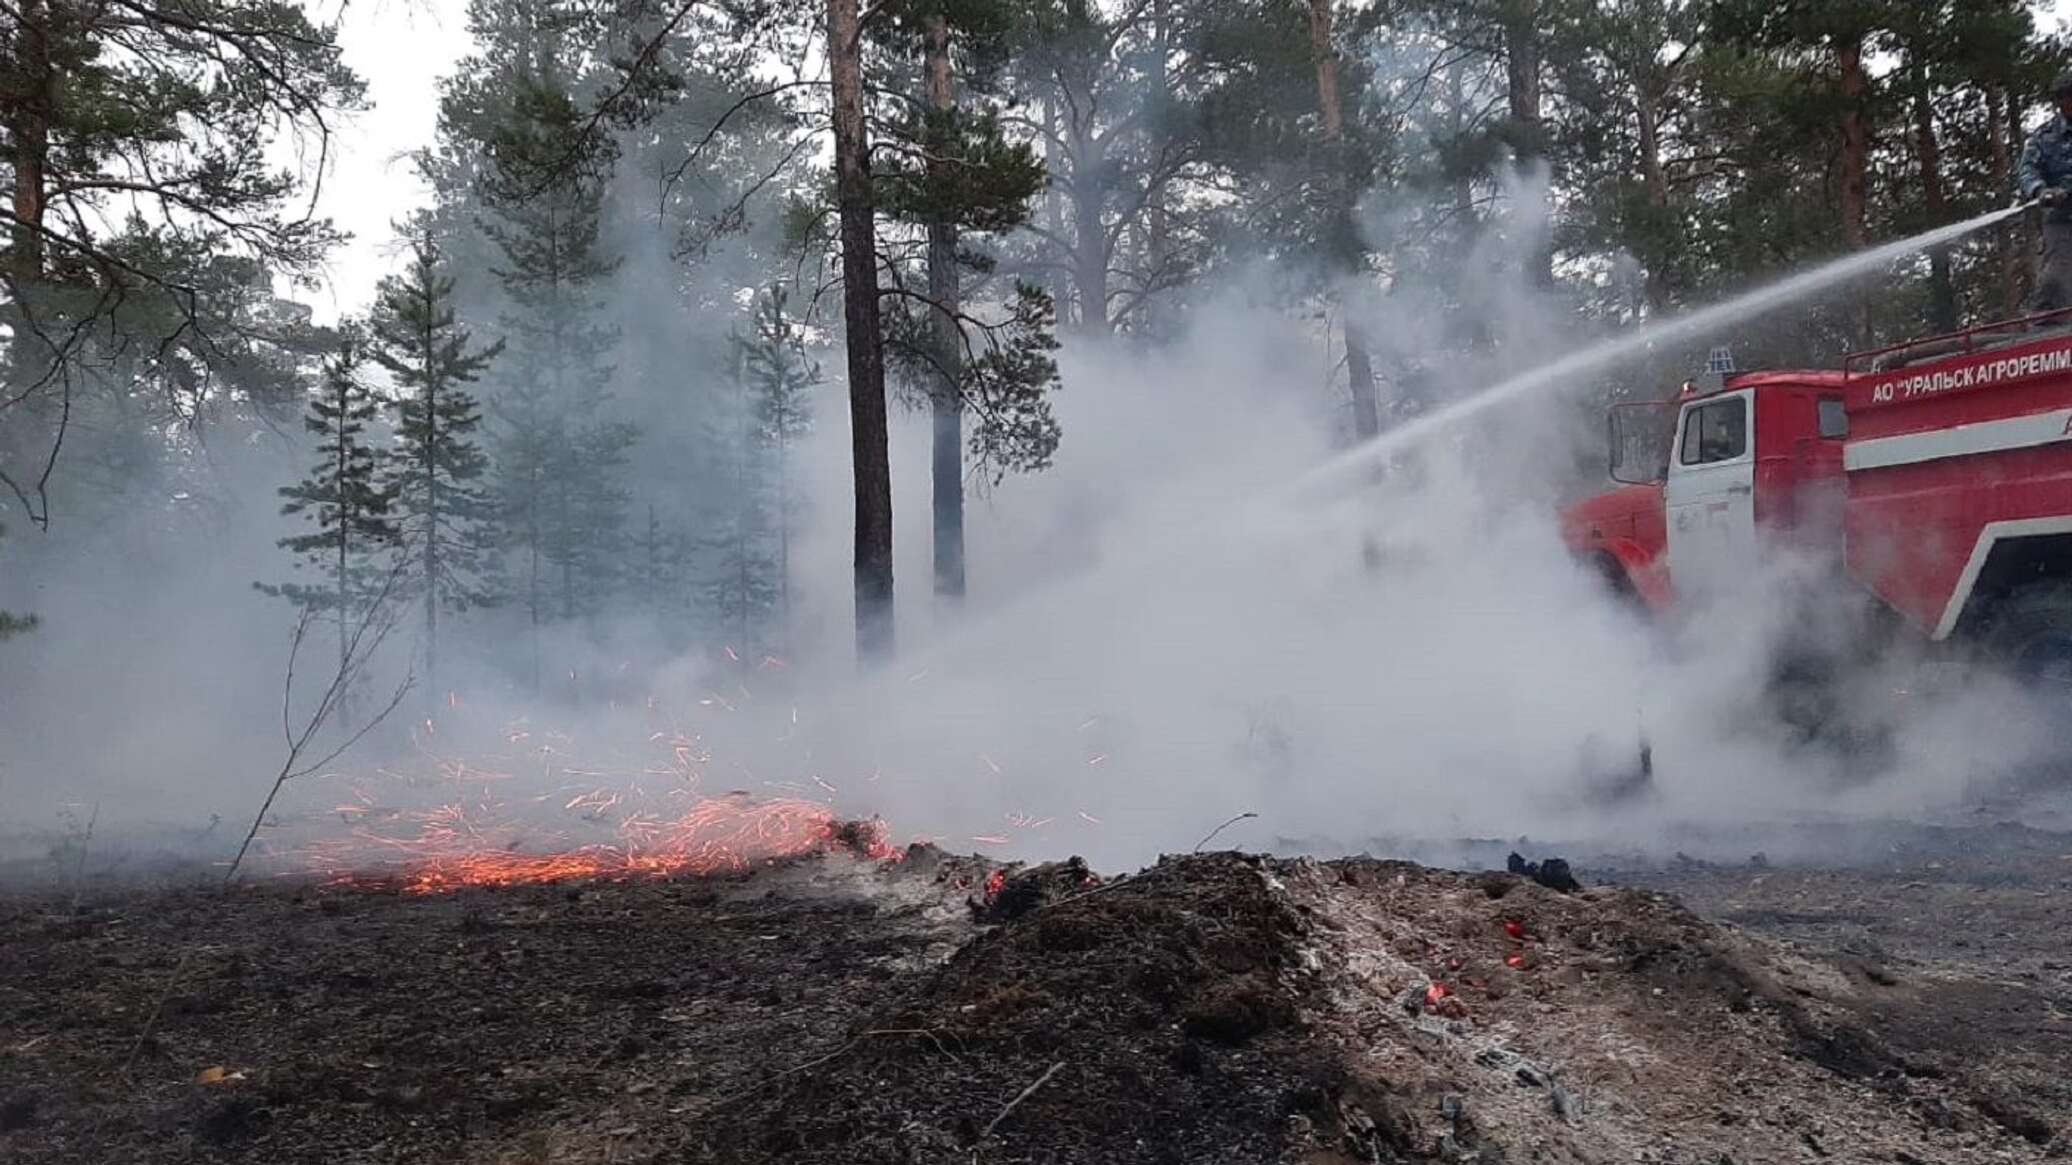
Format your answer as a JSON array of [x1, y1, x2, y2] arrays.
[[1984, 581, 2072, 692]]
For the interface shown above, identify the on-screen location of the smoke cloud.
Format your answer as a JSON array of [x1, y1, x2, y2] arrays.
[[0, 168, 2059, 884]]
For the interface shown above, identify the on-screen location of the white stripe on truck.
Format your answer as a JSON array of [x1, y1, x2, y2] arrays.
[[1933, 516, 2072, 640], [1844, 408, 2072, 472]]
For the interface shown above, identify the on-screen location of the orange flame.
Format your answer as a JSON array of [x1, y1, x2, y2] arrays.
[[325, 798, 897, 894]]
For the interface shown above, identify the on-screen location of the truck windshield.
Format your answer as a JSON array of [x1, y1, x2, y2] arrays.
[[1680, 397, 1746, 465]]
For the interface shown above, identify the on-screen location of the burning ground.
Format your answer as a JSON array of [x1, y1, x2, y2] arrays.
[[4, 821, 2070, 1164]]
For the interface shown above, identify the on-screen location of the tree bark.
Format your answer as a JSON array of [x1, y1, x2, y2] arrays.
[[1836, 33, 1871, 342], [925, 15, 965, 600], [1146, 0, 1171, 294], [6, 0, 51, 283], [1913, 87, 1955, 332], [2005, 86, 2035, 314], [1306, 0, 1379, 439], [1502, 0, 1551, 286], [1635, 82, 1671, 311], [1836, 37, 1868, 252], [1071, 137, 1111, 334], [421, 332, 440, 706], [334, 378, 352, 680], [1051, 48, 1112, 336], [1989, 86, 2019, 319], [1448, 54, 1475, 261], [829, 0, 894, 661], [1043, 96, 1071, 320]]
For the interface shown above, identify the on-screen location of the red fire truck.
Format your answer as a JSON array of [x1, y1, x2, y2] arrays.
[[1561, 317, 2072, 689]]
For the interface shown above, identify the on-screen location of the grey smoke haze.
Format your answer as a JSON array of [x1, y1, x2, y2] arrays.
[[1, 151, 2059, 878]]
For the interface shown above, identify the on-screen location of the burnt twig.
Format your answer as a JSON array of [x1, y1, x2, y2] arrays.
[[979, 1060, 1064, 1141], [693, 1028, 962, 1119], [1193, 811, 1258, 853], [225, 568, 413, 885]]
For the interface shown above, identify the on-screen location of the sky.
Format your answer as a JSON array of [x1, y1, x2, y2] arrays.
[[302, 0, 474, 323], [300, 0, 2072, 322]]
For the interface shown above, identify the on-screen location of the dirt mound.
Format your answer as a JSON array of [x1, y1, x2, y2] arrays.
[[3, 847, 2059, 1164], [687, 853, 2057, 1164], [682, 853, 1320, 1163]]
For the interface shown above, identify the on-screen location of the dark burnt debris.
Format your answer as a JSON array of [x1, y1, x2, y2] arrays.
[[2, 844, 2064, 1165], [967, 855, 1098, 923], [1506, 850, 1582, 893], [703, 852, 1317, 1164]]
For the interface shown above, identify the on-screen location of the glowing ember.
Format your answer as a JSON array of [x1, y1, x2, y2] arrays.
[[983, 868, 1007, 899], [1424, 981, 1452, 1008], [1502, 918, 1525, 941], [350, 799, 890, 894], [265, 713, 904, 894]]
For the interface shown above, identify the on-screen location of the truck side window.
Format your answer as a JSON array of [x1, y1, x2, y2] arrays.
[[1679, 398, 1746, 465], [1817, 397, 1848, 439]]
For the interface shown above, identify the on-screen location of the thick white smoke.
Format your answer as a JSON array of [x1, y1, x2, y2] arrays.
[[1, 170, 2059, 880]]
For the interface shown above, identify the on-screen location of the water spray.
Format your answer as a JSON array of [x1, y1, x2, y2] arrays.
[[1289, 201, 2035, 502]]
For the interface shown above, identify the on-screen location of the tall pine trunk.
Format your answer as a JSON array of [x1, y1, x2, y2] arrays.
[[1146, 0, 1171, 295], [776, 441, 792, 650], [1836, 34, 1871, 343], [1055, 56, 1110, 336], [1635, 81, 1670, 312], [1043, 97, 1071, 320], [829, 0, 894, 661], [2006, 86, 2035, 314], [1448, 55, 1475, 262], [1071, 141, 1111, 334], [6, 0, 50, 283], [333, 377, 352, 680], [925, 16, 966, 599], [1913, 87, 1955, 333], [1306, 0, 1379, 440], [1503, 0, 1551, 287], [1989, 86, 2019, 319], [420, 311, 441, 705], [527, 524, 541, 694]]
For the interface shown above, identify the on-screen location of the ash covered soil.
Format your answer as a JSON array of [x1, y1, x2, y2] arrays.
[[2, 826, 2069, 1165]]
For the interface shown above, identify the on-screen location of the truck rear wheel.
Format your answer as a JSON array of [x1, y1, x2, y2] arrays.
[[1984, 581, 2072, 692]]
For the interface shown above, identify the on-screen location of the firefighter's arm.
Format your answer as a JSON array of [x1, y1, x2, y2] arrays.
[[2018, 134, 2049, 200]]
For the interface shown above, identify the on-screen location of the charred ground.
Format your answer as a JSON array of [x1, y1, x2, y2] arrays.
[[1, 824, 2068, 1164]]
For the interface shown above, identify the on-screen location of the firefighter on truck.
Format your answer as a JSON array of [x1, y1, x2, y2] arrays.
[[2018, 71, 2072, 311]]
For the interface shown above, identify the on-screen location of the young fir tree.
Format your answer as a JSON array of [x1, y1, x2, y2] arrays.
[[705, 286, 821, 655], [740, 284, 819, 639], [441, 0, 637, 641], [369, 222, 505, 697], [256, 328, 401, 672], [704, 433, 781, 657]]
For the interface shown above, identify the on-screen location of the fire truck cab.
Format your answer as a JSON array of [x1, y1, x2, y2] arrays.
[[1562, 320, 2072, 684]]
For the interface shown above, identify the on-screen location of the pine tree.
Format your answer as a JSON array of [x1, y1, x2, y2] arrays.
[[738, 284, 819, 637], [877, 0, 1058, 597], [1305, 0, 1380, 438], [257, 328, 401, 672], [700, 286, 823, 656], [442, 0, 637, 652], [368, 220, 505, 697], [0, 523, 33, 639], [0, 0, 362, 521], [829, 0, 896, 661]]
